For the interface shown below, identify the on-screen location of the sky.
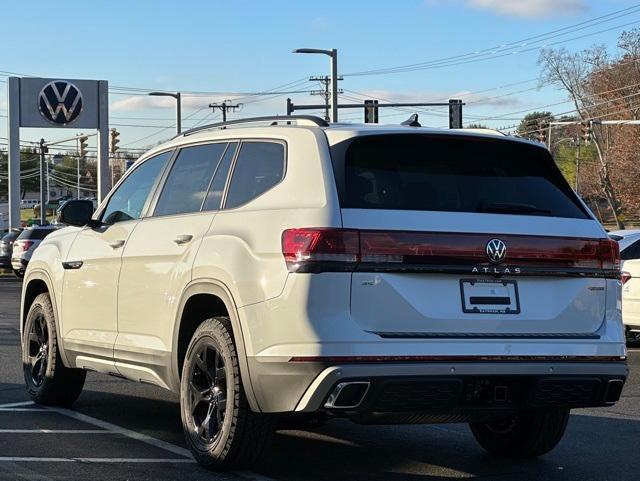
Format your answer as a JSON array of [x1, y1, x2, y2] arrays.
[[1, 0, 639, 151]]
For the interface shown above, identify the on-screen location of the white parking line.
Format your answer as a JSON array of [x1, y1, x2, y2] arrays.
[[0, 457, 196, 463], [0, 401, 35, 408], [0, 408, 48, 412], [0, 429, 110, 434], [44, 406, 193, 459], [0, 402, 278, 480]]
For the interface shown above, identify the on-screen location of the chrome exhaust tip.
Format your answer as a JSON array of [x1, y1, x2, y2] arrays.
[[324, 381, 370, 409]]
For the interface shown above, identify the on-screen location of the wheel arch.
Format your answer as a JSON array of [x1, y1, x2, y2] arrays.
[[21, 269, 71, 367], [172, 279, 260, 412]]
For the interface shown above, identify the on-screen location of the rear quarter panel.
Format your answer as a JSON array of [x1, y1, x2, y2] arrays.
[[190, 128, 342, 354]]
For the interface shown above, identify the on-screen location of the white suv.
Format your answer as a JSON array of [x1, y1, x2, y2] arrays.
[[20, 116, 628, 470]]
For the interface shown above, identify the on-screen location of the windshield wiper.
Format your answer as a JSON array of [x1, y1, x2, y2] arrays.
[[476, 201, 552, 215]]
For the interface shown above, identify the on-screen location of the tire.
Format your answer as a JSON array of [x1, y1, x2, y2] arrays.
[[470, 409, 570, 458], [625, 327, 640, 346], [13, 269, 24, 279], [22, 293, 86, 407], [180, 317, 275, 470]]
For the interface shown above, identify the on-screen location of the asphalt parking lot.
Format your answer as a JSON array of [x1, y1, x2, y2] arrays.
[[0, 276, 638, 481]]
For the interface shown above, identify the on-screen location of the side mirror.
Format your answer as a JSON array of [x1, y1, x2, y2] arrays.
[[57, 200, 95, 227]]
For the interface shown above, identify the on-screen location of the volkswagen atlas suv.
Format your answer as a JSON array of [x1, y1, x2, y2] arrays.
[[20, 116, 628, 470]]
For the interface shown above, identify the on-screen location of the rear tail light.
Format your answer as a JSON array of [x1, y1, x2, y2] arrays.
[[15, 240, 34, 251], [621, 271, 632, 285], [281, 228, 359, 272], [281, 228, 621, 278]]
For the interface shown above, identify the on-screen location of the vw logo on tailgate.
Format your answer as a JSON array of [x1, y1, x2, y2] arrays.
[[38, 80, 83, 125], [486, 238, 507, 263]]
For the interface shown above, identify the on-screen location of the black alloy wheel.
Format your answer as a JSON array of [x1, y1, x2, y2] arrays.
[[187, 343, 228, 446], [26, 312, 49, 387]]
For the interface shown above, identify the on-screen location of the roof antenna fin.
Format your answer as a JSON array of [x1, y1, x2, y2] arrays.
[[401, 114, 421, 127]]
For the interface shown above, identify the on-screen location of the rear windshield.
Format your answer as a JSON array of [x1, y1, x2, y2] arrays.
[[18, 228, 55, 240], [331, 134, 588, 219], [1, 232, 19, 243]]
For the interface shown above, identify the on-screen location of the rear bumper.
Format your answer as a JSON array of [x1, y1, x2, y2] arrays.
[[11, 257, 27, 271], [248, 358, 627, 415]]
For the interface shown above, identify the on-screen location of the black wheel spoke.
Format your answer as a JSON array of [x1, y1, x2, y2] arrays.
[[188, 341, 228, 445], [26, 313, 49, 387]]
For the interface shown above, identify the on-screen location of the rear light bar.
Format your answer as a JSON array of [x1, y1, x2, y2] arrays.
[[281, 228, 621, 278], [15, 240, 34, 250]]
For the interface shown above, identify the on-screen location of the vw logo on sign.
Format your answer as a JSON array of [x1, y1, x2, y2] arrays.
[[38, 80, 83, 125], [486, 238, 507, 263]]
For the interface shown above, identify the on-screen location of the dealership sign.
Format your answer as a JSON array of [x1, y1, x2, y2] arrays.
[[17, 77, 101, 129], [38, 80, 84, 125]]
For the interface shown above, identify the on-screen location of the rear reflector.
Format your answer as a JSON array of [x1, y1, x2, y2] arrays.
[[621, 271, 632, 285], [282, 228, 621, 278]]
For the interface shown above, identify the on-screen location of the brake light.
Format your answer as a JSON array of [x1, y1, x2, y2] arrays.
[[281, 228, 359, 272], [621, 271, 632, 285], [281, 228, 621, 278], [15, 240, 34, 251]]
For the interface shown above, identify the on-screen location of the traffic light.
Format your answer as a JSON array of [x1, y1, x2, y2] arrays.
[[364, 100, 379, 123], [535, 121, 547, 144], [110, 128, 120, 154], [581, 120, 592, 145], [78, 135, 88, 157]]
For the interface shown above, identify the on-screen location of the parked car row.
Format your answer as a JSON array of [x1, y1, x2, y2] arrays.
[[1, 225, 58, 278], [609, 229, 640, 344]]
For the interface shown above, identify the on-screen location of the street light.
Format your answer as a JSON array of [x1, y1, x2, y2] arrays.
[[148, 91, 182, 134], [293, 48, 338, 122]]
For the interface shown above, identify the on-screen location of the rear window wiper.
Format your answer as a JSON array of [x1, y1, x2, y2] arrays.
[[476, 201, 552, 215]]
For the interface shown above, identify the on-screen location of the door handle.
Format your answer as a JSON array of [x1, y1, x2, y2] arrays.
[[109, 239, 126, 249], [173, 234, 193, 245]]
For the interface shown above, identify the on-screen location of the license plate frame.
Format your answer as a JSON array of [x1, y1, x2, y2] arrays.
[[460, 278, 520, 314]]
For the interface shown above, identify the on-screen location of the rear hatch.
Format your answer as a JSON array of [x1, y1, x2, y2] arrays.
[[327, 132, 618, 337]]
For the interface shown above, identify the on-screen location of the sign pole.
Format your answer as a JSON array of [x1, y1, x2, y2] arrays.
[[7, 78, 21, 229], [96, 80, 110, 202], [39, 139, 46, 226]]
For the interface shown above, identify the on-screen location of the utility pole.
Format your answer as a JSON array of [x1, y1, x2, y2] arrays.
[[209, 101, 241, 122], [39, 139, 47, 226], [293, 48, 339, 122], [310, 75, 343, 122]]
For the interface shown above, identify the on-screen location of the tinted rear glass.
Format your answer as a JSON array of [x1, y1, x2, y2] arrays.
[[18, 228, 55, 240], [1, 232, 19, 243], [331, 134, 588, 219]]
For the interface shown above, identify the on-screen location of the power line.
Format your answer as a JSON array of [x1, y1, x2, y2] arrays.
[[343, 4, 640, 77]]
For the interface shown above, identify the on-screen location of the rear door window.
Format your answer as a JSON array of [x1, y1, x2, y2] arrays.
[[332, 134, 588, 219], [154, 143, 228, 216], [225, 142, 285, 209]]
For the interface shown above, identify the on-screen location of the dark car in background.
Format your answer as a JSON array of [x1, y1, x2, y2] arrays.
[[0, 229, 22, 270]]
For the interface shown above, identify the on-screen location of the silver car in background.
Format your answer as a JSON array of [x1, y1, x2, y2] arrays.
[[11, 226, 58, 278]]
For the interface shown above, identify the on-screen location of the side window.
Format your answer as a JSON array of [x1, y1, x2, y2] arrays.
[[225, 142, 285, 209], [203, 142, 238, 211], [622, 239, 640, 260], [154, 143, 227, 217], [101, 151, 171, 224]]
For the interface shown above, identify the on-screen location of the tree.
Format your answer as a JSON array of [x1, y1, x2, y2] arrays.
[[539, 31, 640, 228]]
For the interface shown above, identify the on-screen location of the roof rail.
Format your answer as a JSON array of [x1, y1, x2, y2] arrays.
[[180, 115, 329, 137]]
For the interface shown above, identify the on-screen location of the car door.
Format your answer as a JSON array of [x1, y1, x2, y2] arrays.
[[60, 151, 172, 372], [115, 142, 236, 385]]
